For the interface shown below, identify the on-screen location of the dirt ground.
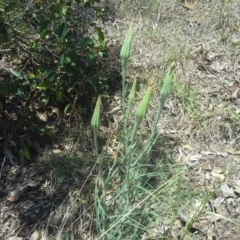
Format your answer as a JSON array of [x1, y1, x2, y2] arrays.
[[1, 0, 240, 239]]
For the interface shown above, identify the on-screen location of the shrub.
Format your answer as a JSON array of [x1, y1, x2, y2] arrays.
[[1, 0, 116, 107], [0, 0, 118, 160]]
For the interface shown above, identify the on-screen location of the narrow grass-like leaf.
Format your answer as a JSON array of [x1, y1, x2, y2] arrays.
[[0, 82, 8, 95], [205, 211, 240, 227], [97, 173, 182, 239]]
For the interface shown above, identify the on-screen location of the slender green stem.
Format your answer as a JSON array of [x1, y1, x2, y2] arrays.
[[121, 59, 127, 114], [152, 97, 166, 137], [93, 130, 99, 156], [123, 100, 132, 130], [124, 78, 137, 130]]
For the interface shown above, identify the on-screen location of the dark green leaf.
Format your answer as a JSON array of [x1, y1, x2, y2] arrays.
[[0, 101, 3, 112], [46, 72, 57, 82], [9, 69, 23, 79], [19, 144, 31, 161], [36, 81, 53, 90], [83, 2, 91, 7], [88, 51, 95, 61], [67, 82, 77, 92], [30, 41, 37, 50], [94, 27, 104, 42], [62, 6, 69, 15], [55, 86, 64, 102], [37, 125, 52, 136], [10, 140, 17, 147], [25, 139, 33, 147], [58, 23, 68, 41], [64, 104, 71, 115], [0, 25, 8, 43], [0, 82, 8, 95], [64, 56, 72, 64], [17, 113, 26, 126], [41, 89, 52, 103], [85, 37, 95, 47], [7, 81, 19, 95], [15, 89, 25, 99], [40, 19, 50, 31], [59, 54, 65, 66], [5, 2, 20, 13], [40, 29, 52, 39], [101, 93, 109, 98]]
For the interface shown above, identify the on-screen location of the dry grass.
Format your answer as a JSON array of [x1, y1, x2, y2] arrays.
[[2, 0, 240, 239], [90, 0, 240, 239], [55, 0, 240, 239]]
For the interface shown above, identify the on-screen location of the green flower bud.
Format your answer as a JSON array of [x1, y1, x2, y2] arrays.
[[136, 86, 152, 124], [91, 95, 101, 132], [120, 23, 134, 61], [160, 62, 176, 99]]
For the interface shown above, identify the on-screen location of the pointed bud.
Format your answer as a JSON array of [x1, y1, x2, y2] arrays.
[[160, 62, 176, 99], [128, 78, 137, 101], [120, 23, 134, 61], [91, 95, 101, 132], [136, 86, 152, 124]]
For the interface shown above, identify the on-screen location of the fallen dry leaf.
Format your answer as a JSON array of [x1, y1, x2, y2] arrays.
[[29, 230, 40, 240], [230, 180, 240, 194], [8, 237, 22, 240], [211, 169, 225, 180], [187, 154, 202, 167], [231, 81, 240, 99], [182, 144, 193, 151], [215, 206, 228, 215], [182, 1, 194, 10], [220, 183, 235, 197], [210, 62, 228, 72], [36, 111, 48, 122], [7, 190, 20, 202]]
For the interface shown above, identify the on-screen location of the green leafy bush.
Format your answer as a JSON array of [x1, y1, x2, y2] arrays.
[[0, 0, 119, 160], [0, 0, 117, 109]]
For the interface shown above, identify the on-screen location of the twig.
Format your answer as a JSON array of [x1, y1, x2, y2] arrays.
[[0, 156, 6, 180]]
